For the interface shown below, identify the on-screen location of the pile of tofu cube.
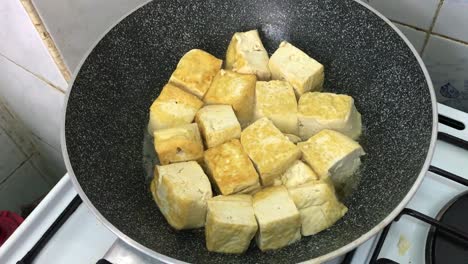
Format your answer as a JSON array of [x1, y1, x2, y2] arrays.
[[148, 29, 365, 254]]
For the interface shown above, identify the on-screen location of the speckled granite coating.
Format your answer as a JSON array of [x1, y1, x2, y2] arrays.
[[65, 0, 434, 262]]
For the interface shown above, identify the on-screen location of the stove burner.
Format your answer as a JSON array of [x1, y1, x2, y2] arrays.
[[369, 166, 468, 264], [426, 191, 468, 264]]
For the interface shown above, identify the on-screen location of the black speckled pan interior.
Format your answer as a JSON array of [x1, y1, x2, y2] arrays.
[[64, 0, 435, 262]]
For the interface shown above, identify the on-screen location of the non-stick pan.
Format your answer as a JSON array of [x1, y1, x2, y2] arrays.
[[62, 0, 437, 263]]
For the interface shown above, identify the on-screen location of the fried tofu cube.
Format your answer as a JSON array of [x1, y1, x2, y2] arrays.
[[169, 49, 222, 98], [204, 70, 256, 127], [150, 161, 212, 230], [299, 198, 348, 236], [195, 105, 241, 148], [287, 180, 337, 210], [241, 118, 301, 186], [253, 186, 301, 251], [254, 81, 298, 134], [298, 92, 362, 140], [204, 139, 260, 195], [205, 195, 258, 253], [298, 129, 365, 186], [278, 160, 319, 188], [148, 84, 204, 134], [269, 41, 324, 96], [153, 123, 204, 165], [226, 30, 271, 80], [284, 133, 302, 144], [285, 178, 347, 236]]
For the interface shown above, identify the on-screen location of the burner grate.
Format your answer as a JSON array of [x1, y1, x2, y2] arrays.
[[369, 132, 468, 264]]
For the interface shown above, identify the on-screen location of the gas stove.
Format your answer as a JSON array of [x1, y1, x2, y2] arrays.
[[0, 102, 466, 264], [350, 103, 468, 264]]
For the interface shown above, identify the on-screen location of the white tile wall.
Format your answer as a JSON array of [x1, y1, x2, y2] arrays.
[[0, 160, 50, 214], [395, 23, 427, 53], [0, 0, 69, 215], [423, 35, 468, 112], [433, 0, 468, 43], [31, 0, 150, 73], [368, 0, 440, 30], [0, 101, 37, 156], [0, 128, 27, 183], [0, 0, 67, 91], [31, 135, 66, 183], [0, 55, 65, 151], [0, 99, 57, 214]]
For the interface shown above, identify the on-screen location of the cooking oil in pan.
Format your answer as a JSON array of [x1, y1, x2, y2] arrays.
[[142, 129, 158, 184], [335, 167, 363, 202]]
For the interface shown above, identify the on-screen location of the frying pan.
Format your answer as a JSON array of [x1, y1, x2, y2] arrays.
[[62, 0, 437, 263]]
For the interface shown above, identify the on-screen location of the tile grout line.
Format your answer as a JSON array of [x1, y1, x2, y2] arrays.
[[0, 53, 66, 94], [29, 155, 57, 188], [0, 99, 39, 158], [0, 125, 33, 162], [19, 0, 71, 82], [431, 32, 468, 46], [0, 108, 60, 187], [31, 132, 62, 153], [389, 19, 429, 53], [421, 0, 445, 54], [0, 154, 35, 187], [389, 20, 428, 34], [29, 132, 64, 186], [390, 12, 468, 51], [388, 1, 468, 54]]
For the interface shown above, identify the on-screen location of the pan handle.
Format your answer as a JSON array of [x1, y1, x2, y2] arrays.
[[374, 258, 398, 264], [96, 259, 113, 264]]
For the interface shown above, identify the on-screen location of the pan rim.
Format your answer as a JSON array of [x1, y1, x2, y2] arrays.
[[60, 0, 438, 263]]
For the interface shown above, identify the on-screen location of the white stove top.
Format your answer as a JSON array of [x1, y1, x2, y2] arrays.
[[0, 103, 466, 264], [0, 177, 117, 264]]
